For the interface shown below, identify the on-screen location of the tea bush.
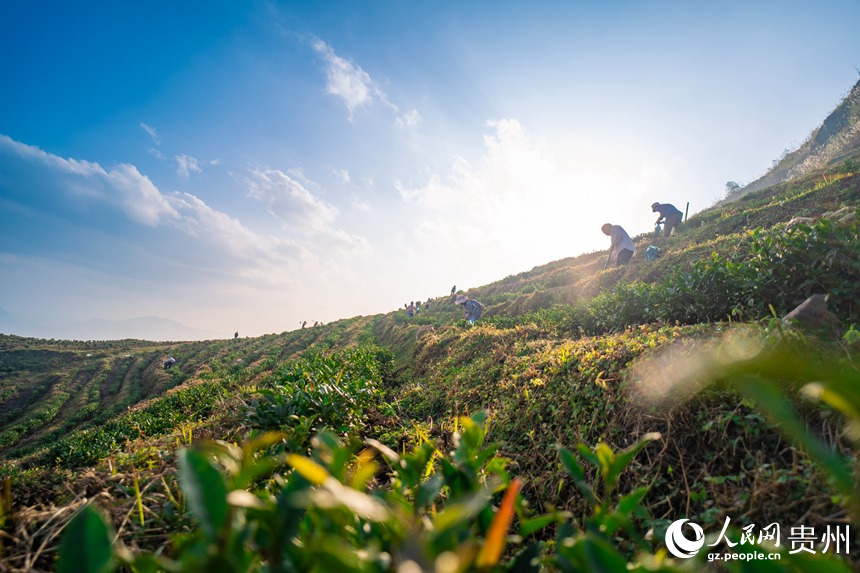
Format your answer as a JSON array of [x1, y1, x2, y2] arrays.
[[486, 217, 859, 336], [58, 407, 855, 572], [247, 345, 392, 448], [24, 381, 226, 469]]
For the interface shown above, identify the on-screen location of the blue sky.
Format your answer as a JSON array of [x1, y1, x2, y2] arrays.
[[1, 1, 859, 339]]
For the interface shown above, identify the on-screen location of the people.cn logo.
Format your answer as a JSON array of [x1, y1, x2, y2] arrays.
[[665, 519, 705, 558]]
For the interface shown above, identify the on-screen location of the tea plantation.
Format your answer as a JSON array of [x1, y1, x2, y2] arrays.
[[1, 160, 859, 571]]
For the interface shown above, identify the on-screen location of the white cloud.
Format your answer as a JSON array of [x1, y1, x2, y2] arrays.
[[334, 168, 351, 184], [351, 196, 371, 212], [176, 154, 203, 180], [0, 134, 179, 226], [312, 39, 397, 120], [165, 191, 305, 275], [395, 154, 481, 209], [246, 168, 338, 232], [107, 163, 183, 226], [140, 122, 161, 145], [0, 135, 374, 336], [397, 108, 422, 129], [396, 119, 561, 213], [244, 168, 371, 257], [0, 135, 303, 271], [389, 118, 632, 284]]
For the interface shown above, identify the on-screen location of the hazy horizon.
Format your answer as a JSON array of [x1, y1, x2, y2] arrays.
[[2, 1, 859, 340]]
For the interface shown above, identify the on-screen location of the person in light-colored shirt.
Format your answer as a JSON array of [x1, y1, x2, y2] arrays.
[[601, 223, 635, 267]]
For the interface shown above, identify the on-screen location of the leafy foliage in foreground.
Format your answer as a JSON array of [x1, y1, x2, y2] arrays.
[[61, 399, 855, 572]]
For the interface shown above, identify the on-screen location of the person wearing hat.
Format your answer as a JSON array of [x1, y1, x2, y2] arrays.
[[455, 294, 484, 325], [601, 223, 635, 268], [651, 202, 683, 238]]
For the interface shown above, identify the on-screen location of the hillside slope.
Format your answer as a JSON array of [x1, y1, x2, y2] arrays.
[[731, 76, 860, 198], [1, 138, 859, 569]]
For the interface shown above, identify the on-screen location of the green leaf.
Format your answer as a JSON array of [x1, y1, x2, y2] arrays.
[[556, 532, 629, 572], [233, 453, 285, 491], [732, 375, 854, 500], [606, 432, 661, 491], [414, 473, 444, 511], [128, 553, 181, 573], [575, 443, 600, 469], [432, 492, 489, 534], [594, 443, 615, 481], [519, 511, 567, 537], [508, 541, 544, 573], [615, 485, 650, 517], [364, 437, 400, 464], [177, 448, 230, 541], [556, 446, 596, 505], [287, 454, 329, 485], [310, 478, 392, 522], [57, 505, 114, 573]]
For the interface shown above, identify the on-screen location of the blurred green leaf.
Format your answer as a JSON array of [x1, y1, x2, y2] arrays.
[[287, 454, 329, 485], [57, 505, 114, 573], [433, 492, 490, 534], [555, 532, 629, 572], [731, 374, 854, 501], [519, 512, 567, 538], [310, 478, 391, 522], [606, 432, 661, 492], [178, 448, 229, 541], [556, 446, 597, 505], [508, 541, 544, 573]]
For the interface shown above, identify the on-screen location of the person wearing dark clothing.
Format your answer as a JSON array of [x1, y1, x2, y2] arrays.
[[651, 202, 683, 237], [451, 285, 457, 295], [455, 294, 484, 325]]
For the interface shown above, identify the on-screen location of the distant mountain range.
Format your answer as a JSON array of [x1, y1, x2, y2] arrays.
[[733, 76, 860, 198], [0, 311, 221, 341]]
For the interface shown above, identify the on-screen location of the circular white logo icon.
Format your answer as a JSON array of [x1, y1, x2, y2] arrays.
[[665, 519, 705, 558]]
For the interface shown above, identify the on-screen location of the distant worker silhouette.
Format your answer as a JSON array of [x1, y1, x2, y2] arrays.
[[601, 223, 635, 268], [234, 331, 239, 339], [651, 202, 683, 238], [451, 285, 456, 295]]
